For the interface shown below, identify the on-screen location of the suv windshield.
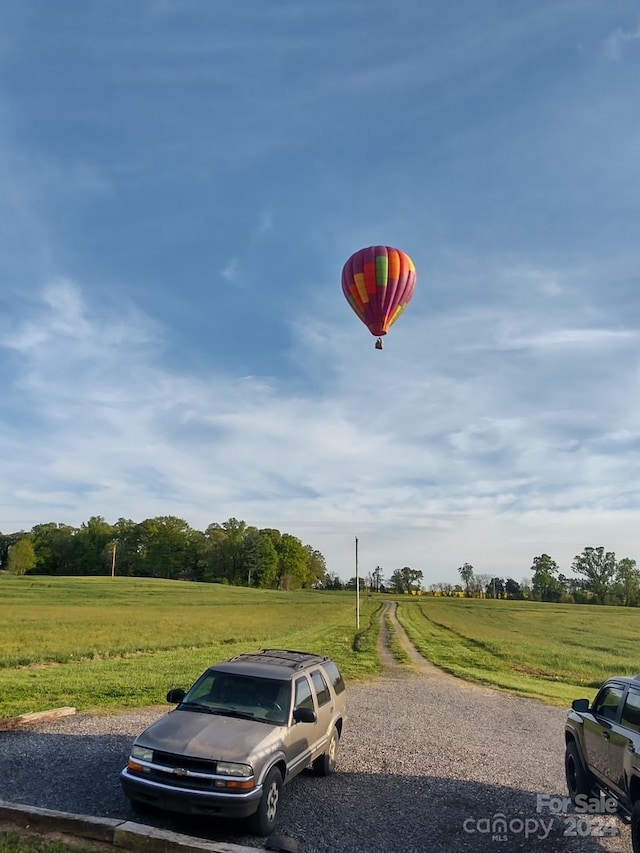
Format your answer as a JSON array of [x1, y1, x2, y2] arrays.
[[181, 670, 291, 725]]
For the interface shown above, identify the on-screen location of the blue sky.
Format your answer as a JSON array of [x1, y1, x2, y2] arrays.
[[2, 0, 640, 584]]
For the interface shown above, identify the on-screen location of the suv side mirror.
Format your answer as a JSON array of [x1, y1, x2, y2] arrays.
[[293, 707, 317, 724], [167, 688, 186, 704], [571, 698, 590, 712]]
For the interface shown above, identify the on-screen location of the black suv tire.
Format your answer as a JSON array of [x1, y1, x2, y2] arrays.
[[312, 726, 339, 776], [249, 766, 283, 836], [565, 741, 592, 801], [630, 801, 640, 853]]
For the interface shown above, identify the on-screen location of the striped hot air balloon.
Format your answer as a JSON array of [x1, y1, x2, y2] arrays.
[[341, 246, 417, 349]]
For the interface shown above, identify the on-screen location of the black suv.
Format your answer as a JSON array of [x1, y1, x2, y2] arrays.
[[565, 675, 640, 850]]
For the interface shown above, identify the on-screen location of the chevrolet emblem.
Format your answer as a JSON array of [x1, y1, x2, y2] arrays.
[[173, 768, 187, 777]]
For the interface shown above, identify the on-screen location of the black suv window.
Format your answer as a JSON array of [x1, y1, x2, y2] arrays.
[[621, 689, 640, 731], [322, 660, 345, 694], [311, 670, 331, 706], [593, 685, 624, 722], [294, 676, 315, 712]]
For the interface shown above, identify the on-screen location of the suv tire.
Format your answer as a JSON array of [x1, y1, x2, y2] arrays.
[[249, 766, 282, 836], [631, 801, 640, 853], [312, 726, 339, 776], [565, 741, 592, 801]]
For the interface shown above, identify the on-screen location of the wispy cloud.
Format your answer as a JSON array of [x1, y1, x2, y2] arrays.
[[220, 261, 238, 282], [604, 24, 640, 61]]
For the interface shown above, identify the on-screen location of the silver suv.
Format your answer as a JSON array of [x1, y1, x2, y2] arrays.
[[120, 649, 347, 836]]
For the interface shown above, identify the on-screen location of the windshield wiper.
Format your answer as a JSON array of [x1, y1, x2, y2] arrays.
[[210, 709, 256, 720], [177, 701, 216, 714]]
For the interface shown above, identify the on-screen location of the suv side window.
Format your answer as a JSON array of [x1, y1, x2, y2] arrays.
[[294, 676, 315, 712], [311, 670, 331, 707], [593, 685, 624, 722], [621, 689, 640, 731], [322, 660, 346, 694]]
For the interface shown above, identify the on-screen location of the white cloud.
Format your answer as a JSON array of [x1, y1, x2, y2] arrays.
[[221, 259, 239, 281], [604, 25, 640, 61], [3, 267, 639, 584]]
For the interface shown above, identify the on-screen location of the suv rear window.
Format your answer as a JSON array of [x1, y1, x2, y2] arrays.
[[322, 660, 345, 695]]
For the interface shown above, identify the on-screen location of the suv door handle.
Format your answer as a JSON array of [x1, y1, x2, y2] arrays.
[[602, 732, 610, 740]]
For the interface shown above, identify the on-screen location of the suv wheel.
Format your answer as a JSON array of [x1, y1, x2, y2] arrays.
[[312, 726, 339, 776], [249, 766, 282, 836], [565, 741, 592, 801]]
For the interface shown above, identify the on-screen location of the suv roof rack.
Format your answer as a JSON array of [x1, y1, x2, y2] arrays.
[[230, 648, 328, 670]]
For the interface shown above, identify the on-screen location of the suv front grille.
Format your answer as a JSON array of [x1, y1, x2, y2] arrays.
[[152, 750, 217, 774], [129, 750, 220, 792]]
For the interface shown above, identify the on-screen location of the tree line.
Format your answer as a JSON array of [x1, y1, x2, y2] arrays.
[[0, 516, 327, 590], [443, 548, 640, 606], [322, 565, 424, 594]]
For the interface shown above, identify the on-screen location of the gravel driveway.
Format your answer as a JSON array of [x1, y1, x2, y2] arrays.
[[0, 604, 631, 852]]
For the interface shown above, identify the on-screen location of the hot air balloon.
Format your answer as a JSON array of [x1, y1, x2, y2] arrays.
[[341, 246, 417, 349]]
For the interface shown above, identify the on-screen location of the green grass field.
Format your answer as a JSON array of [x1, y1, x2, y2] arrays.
[[0, 575, 381, 717], [4, 575, 639, 716], [396, 596, 640, 705]]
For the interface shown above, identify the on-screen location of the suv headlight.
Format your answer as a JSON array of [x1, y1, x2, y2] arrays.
[[131, 745, 153, 762], [216, 761, 252, 777]]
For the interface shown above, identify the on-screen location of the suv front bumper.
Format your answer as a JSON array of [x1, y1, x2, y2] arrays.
[[120, 768, 263, 819]]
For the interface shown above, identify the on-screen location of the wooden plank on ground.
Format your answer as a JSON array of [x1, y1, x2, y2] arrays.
[[0, 706, 76, 731]]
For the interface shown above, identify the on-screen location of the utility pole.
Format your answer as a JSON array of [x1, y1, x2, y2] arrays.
[[355, 536, 360, 630], [111, 542, 117, 578]]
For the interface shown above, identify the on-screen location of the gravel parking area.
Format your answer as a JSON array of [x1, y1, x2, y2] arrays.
[[0, 605, 631, 852]]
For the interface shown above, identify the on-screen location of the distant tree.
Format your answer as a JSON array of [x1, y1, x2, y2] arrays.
[[110, 518, 141, 577], [259, 528, 282, 549], [556, 573, 573, 603], [389, 566, 423, 594], [276, 533, 308, 589], [562, 574, 589, 604], [344, 576, 366, 591], [372, 565, 384, 592], [304, 546, 327, 586], [31, 523, 77, 574], [0, 530, 24, 569], [323, 571, 343, 590], [531, 554, 562, 602], [613, 557, 640, 607], [134, 516, 196, 580], [504, 578, 522, 599], [7, 536, 36, 576], [458, 563, 474, 596], [520, 577, 532, 599], [74, 516, 116, 575], [471, 573, 490, 597], [571, 546, 617, 605], [485, 577, 505, 599], [242, 528, 279, 588]]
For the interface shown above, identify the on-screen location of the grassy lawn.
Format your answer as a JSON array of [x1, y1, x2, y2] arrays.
[[396, 596, 640, 706], [0, 832, 102, 853], [0, 575, 380, 717]]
